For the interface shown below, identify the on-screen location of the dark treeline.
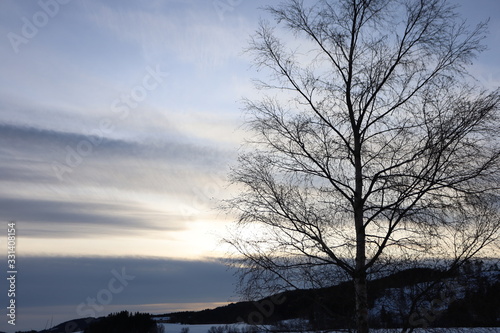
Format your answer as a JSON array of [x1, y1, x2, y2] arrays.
[[16, 312, 161, 333], [84, 311, 160, 333]]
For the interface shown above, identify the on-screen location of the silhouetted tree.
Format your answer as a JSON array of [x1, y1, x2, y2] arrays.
[[224, 0, 500, 332]]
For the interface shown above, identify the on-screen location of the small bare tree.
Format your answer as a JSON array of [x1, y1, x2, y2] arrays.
[[224, 0, 500, 332]]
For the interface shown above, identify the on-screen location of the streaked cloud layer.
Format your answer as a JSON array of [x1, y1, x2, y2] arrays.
[[0, 120, 232, 257]]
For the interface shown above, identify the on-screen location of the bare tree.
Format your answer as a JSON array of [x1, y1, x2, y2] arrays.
[[224, 0, 500, 332]]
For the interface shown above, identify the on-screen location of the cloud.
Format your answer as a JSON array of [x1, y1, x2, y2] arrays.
[[0, 123, 231, 242], [0, 197, 185, 238], [1, 256, 237, 332], [0, 122, 229, 185], [83, 0, 256, 69], [16, 256, 236, 307]]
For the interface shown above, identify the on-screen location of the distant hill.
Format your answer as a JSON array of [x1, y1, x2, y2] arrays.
[[36, 317, 97, 333]]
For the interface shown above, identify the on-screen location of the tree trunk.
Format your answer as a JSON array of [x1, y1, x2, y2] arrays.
[[354, 274, 369, 333], [354, 182, 369, 332], [354, 122, 368, 332], [354, 215, 369, 333]]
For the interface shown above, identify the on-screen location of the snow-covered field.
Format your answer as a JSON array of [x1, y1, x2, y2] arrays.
[[159, 323, 500, 333], [160, 323, 256, 333], [160, 323, 223, 333]]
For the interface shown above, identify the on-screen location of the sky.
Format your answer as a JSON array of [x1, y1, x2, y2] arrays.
[[0, 0, 499, 332]]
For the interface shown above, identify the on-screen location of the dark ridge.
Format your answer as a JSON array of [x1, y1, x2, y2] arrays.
[[36, 317, 97, 333], [155, 266, 499, 329], [157, 267, 442, 325]]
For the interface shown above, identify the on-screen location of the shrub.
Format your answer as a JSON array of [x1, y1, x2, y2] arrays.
[[84, 311, 161, 333]]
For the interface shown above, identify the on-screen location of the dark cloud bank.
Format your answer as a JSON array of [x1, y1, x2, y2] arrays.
[[16, 256, 236, 306], [1, 256, 237, 332]]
